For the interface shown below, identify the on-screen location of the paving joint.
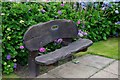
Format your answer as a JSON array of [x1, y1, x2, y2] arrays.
[[88, 60, 116, 78]]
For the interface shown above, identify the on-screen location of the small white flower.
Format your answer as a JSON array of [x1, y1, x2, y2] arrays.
[[115, 21, 120, 24], [20, 20, 24, 23], [4, 62, 7, 65], [115, 10, 119, 14], [7, 65, 11, 67], [9, 0, 14, 2], [38, 9, 41, 11], [103, 1, 110, 4], [7, 28, 11, 31], [78, 33, 83, 37], [1, 13, 5, 15], [63, 1, 66, 3], [13, 59, 17, 62], [73, 3, 77, 7], [101, 7, 105, 10], [7, 36, 11, 40]]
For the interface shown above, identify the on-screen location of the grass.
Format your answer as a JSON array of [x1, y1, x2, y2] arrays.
[[75, 37, 119, 60]]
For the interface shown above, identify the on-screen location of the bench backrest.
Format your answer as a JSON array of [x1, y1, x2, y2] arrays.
[[23, 19, 78, 51]]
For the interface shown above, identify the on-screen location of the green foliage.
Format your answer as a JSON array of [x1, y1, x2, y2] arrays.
[[2, 2, 119, 74], [77, 2, 120, 41]]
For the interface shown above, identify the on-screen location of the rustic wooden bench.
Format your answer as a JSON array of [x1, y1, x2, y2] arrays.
[[23, 19, 93, 77]]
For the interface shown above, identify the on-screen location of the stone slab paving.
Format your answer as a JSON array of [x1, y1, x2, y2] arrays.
[[90, 70, 118, 78], [47, 62, 99, 78], [76, 54, 115, 69], [37, 54, 118, 78], [102, 61, 119, 75], [90, 60, 119, 78]]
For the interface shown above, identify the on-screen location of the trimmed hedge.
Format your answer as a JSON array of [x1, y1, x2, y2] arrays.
[[2, 2, 120, 74]]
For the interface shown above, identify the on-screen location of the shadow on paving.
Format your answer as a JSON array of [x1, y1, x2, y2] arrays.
[[14, 56, 76, 78]]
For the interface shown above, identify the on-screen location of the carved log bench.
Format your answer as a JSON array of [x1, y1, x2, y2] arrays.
[[23, 19, 93, 77]]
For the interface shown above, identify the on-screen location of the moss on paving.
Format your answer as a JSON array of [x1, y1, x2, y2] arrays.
[[75, 37, 119, 60], [2, 73, 19, 78]]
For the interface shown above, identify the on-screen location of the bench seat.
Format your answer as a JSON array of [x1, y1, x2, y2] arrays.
[[35, 39, 93, 65]]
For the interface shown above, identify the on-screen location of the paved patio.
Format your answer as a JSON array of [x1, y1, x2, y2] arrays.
[[37, 54, 119, 78]]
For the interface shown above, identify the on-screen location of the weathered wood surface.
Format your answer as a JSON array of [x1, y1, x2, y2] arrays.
[[35, 39, 93, 65], [23, 19, 78, 51], [28, 51, 39, 77]]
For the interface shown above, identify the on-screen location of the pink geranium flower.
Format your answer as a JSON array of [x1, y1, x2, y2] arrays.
[[39, 47, 46, 52], [20, 46, 24, 49], [77, 20, 80, 24], [61, 4, 64, 7]]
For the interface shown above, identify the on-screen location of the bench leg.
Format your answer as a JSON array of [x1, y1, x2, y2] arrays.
[[53, 61, 59, 66], [75, 48, 88, 53], [81, 48, 88, 52], [67, 55, 73, 61], [28, 52, 39, 77]]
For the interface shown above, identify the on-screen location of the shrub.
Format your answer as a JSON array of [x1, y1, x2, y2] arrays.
[[75, 2, 120, 41], [2, 2, 119, 74]]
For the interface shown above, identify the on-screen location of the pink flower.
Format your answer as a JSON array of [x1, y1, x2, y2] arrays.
[[77, 20, 80, 24], [39, 47, 46, 52], [57, 38, 63, 43], [54, 38, 63, 43], [83, 32, 88, 36], [61, 4, 64, 7], [20, 46, 24, 49]]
